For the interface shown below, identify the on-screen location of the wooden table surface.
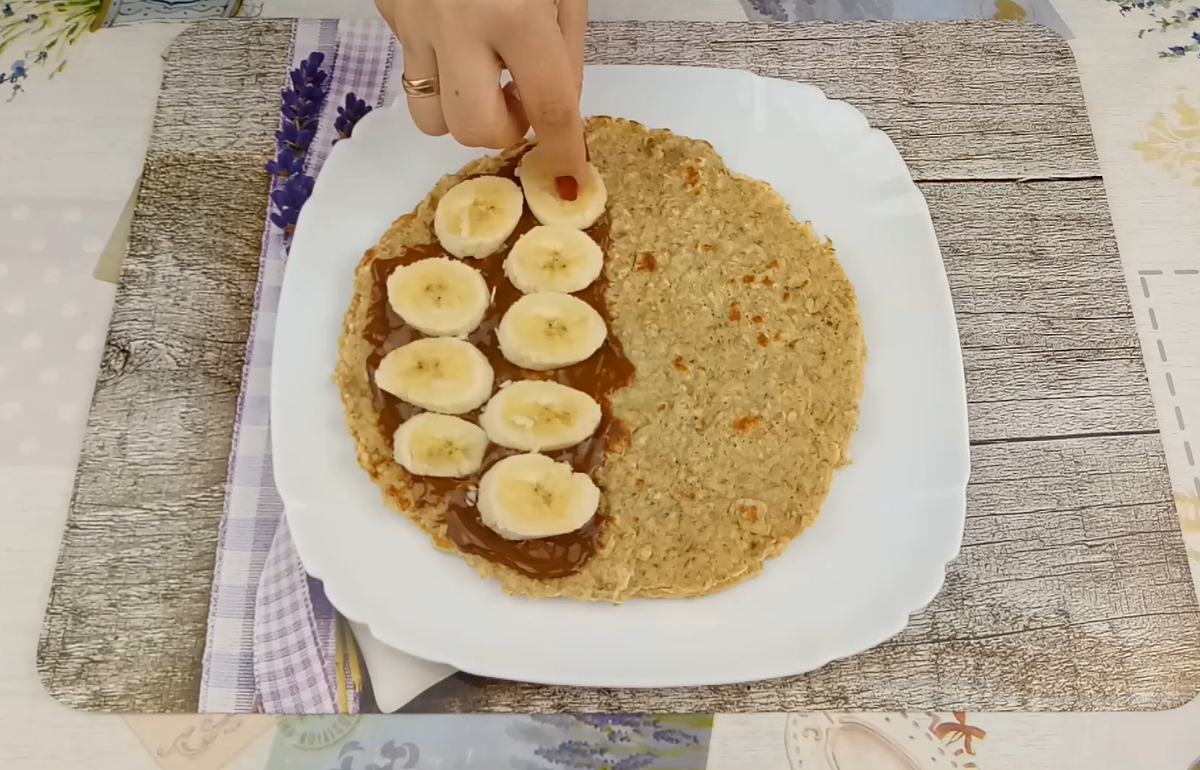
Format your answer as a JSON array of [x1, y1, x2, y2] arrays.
[[36, 19, 1200, 713]]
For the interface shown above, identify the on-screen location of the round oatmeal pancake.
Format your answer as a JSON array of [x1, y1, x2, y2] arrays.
[[335, 116, 865, 602]]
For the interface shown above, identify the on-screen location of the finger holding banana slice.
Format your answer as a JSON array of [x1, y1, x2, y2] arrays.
[[478, 452, 601, 540], [518, 143, 608, 230], [498, 291, 607, 371]]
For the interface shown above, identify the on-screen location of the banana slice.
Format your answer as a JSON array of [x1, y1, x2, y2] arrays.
[[497, 292, 607, 371], [387, 257, 490, 336], [434, 175, 525, 259], [477, 452, 600, 540], [375, 337, 494, 414], [480, 380, 601, 452], [394, 413, 489, 478], [517, 145, 607, 230], [504, 225, 603, 294]]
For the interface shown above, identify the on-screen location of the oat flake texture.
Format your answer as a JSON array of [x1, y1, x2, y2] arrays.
[[335, 117, 865, 602]]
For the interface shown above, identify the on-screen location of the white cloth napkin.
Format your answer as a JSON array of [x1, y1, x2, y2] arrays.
[[349, 622, 458, 713]]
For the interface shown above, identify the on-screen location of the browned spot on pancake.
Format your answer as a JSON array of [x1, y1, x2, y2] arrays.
[[637, 252, 657, 272], [767, 259, 779, 269], [781, 291, 791, 302], [608, 418, 632, 453], [752, 315, 763, 324], [672, 355, 689, 373], [774, 332, 782, 341], [757, 332, 769, 347], [741, 504, 759, 523], [701, 244, 713, 252], [680, 491, 695, 501], [762, 277, 775, 288], [732, 415, 762, 432], [729, 301, 741, 322], [742, 274, 755, 284], [636, 478, 646, 488], [657, 404, 666, 412], [685, 165, 700, 188]]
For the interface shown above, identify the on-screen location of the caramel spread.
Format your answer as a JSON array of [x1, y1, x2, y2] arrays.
[[363, 155, 635, 579]]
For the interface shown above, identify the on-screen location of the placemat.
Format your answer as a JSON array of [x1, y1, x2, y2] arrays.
[[38, 18, 1200, 713]]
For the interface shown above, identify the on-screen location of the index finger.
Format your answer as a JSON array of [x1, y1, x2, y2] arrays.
[[557, 0, 588, 99], [495, 14, 587, 181]]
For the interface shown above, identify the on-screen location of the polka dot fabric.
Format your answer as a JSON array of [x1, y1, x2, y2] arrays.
[[0, 196, 121, 464]]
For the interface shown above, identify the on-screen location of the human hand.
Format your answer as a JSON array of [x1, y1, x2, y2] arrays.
[[375, 0, 588, 184]]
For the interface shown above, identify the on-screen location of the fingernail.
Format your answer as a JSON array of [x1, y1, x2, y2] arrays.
[[555, 176, 579, 202]]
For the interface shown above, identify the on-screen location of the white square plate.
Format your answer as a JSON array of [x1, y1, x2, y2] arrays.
[[273, 66, 970, 687]]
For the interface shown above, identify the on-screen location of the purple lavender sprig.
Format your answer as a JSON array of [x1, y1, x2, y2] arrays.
[[267, 51, 328, 236], [282, 88, 322, 125], [283, 52, 328, 131], [334, 91, 373, 142], [265, 150, 305, 181], [269, 51, 326, 168], [275, 121, 316, 155], [290, 51, 328, 94], [269, 173, 315, 234]]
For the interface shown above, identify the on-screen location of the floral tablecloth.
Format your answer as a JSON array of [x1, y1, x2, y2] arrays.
[[1, 0, 1199, 768]]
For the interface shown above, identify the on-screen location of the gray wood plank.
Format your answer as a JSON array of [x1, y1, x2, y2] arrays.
[[38, 19, 1200, 714]]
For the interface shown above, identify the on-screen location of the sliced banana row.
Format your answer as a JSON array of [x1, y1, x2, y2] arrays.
[[387, 257, 489, 337], [478, 452, 600, 541], [498, 292, 607, 371], [383, 150, 610, 540]]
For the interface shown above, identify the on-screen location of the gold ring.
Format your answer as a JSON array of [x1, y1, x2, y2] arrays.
[[402, 75, 439, 99]]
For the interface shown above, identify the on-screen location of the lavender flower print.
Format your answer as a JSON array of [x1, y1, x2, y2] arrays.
[[509, 714, 712, 770]]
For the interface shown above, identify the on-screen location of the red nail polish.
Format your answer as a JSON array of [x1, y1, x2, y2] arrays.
[[555, 175, 578, 202]]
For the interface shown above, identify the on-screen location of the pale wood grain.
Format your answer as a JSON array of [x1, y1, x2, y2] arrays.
[[921, 179, 1154, 441], [39, 19, 1200, 713], [586, 21, 1098, 180], [37, 20, 293, 713]]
